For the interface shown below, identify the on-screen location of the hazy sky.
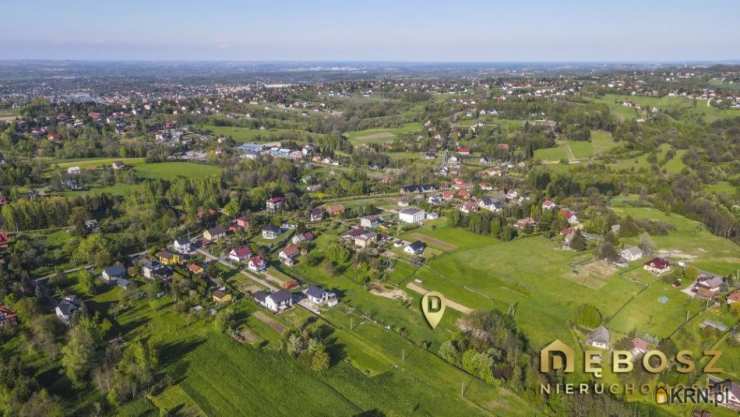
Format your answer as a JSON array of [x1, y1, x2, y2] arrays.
[[2, 0, 738, 61]]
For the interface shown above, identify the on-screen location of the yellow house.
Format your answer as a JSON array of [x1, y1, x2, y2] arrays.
[[212, 289, 232, 304], [157, 250, 181, 265]]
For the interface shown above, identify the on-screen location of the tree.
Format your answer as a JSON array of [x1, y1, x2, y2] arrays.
[[311, 349, 330, 371], [78, 269, 96, 295], [573, 304, 602, 328], [18, 389, 64, 417], [61, 317, 100, 386], [438, 340, 461, 366], [597, 241, 619, 262], [638, 232, 655, 256]]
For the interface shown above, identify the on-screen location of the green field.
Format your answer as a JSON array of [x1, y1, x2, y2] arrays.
[[134, 162, 222, 180], [345, 122, 422, 145], [534, 130, 617, 162], [595, 94, 740, 123], [55, 157, 147, 170], [200, 124, 324, 143]]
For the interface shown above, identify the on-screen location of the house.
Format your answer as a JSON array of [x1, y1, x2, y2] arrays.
[[309, 208, 325, 222], [266, 196, 286, 212], [427, 194, 442, 205], [460, 201, 479, 214], [0, 305, 18, 328], [542, 199, 557, 210], [560, 209, 579, 225], [644, 257, 671, 275], [212, 288, 233, 304], [261, 225, 280, 240], [360, 215, 381, 229], [228, 246, 251, 263], [404, 240, 426, 256], [279, 244, 300, 266], [456, 146, 470, 155], [708, 377, 740, 411], [234, 217, 250, 230], [630, 337, 650, 357], [55, 296, 81, 324], [586, 326, 610, 349], [700, 320, 728, 332], [291, 231, 315, 244], [84, 219, 99, 232], [158, 250, 181, 266], [478, 197, 503, 213], [111, 161, 127, 170], [325, 204, 345, 217], [254, 290, 293, 313], [399, 207, 426, 224], [102, 265, 127, 283], [620, 246, 643, 262], [354, 231, 377, 249], [248, 256, 267, 272], [203, 226, 227, 242], [187, 263, 204, 275], [140, 258, 170, 280], [426, 212, 439, 220], [67, 166, 81, 175], [173, 238, 191, 254], [305, 285, 338, 307], [693, 273, 724, 299]]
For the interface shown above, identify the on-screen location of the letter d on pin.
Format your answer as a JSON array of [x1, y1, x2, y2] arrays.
[[421, 292, 446, 329]]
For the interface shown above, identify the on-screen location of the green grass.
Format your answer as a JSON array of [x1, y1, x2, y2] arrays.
[[134, 162, 222, 180], [345, 122, 422, 145], [55, 157, 146, 169], [706, 181, 738, 197], [594, 94, 740, 123], [200, 124, 325, 143]]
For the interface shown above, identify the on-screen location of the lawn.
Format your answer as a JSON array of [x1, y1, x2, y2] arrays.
[[134, 162, 222, 180], [55, 157, 146, 170], [344, 122, 422, 145], [200, 124, 324, 143], [594, 94, 740, 123]]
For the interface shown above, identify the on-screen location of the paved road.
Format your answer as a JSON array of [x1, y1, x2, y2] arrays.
[[406, 282, 474, 315]]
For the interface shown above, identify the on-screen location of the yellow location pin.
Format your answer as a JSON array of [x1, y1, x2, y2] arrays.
[[421, 292, 446, 329]]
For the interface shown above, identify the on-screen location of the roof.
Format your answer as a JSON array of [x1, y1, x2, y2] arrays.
[[631, 338, 650, 351], [399, 207, 423, 215], [306, 285, 326, 299], [262, 225, 281, 233], [103, 265, 126, 278], [231, 246, 252, 258], [281, 244, 300, 257], [645, 257, 670, 269], [174, 237, 190, 246], [208, 225, 226, 235], [621, 246, 642, 256], [587, 326, 610, 345], [269, 290, 292, 304], [407, 240, 426, 251], [253, 290, 269, 303]]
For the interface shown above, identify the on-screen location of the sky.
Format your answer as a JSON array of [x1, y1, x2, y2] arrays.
[[1, 0, 739, 62]]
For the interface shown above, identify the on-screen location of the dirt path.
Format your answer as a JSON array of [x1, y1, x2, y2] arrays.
[[406, 282, 474, 315]]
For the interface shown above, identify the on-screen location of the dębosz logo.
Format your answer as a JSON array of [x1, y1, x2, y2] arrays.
[[539, 339, 732, 408]]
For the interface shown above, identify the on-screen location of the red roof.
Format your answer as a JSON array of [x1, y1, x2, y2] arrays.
[[281, 244, 300, 258], [560, 209, 575, 219], [249, 255, 265, 265], [645, 258, 670, 269], [0, 231, 9, 246], [231, 247, 252, 259]]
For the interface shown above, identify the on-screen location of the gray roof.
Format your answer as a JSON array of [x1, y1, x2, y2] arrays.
[[306, 285, 326, 299], [587, 326, 610, 345], [103, 265, 126, 278], [269, 290, 292, 304]]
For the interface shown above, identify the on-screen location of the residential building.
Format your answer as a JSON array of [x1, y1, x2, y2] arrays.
[[248, 256, 267, 272], [305, 285, 338, 307], [586, 326, 610, 349], [404, 240, 426, 256], [203, 226, 227, 242], [228, 247, 252, 263], [173, 238, 191, 254], [620, 246, 643, 262], [55, 296, 81, 324], [399, 207, 426, 224], [644, 258, 671, 275], [261, 225, 280, 240], [279, 244, 300, 266], [254, 290, 293, 313], [0, 305, 18, 328]]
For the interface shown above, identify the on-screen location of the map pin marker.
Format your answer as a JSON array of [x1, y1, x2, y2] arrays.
[[421, 292, 446, 329]]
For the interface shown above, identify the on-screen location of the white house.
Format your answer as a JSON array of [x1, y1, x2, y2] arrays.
[[404, 240, 426, 256], [619, 246, 643, 262], [360, 215, 381, 229], [55, 296, 81, 324], [254, 290, 293, 312], [478, 197, 503, 213], [399, 207, 425, 224], [248, 256, 267, 272], [305, 285, 338, 307], [228, 246, 252, 263], [261, 225, 280, 240], [67, 166, 81, 175], [173, 238, 191, 254], [586, 326, 610, 349]]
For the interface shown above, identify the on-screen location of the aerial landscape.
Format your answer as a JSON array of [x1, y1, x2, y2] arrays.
[[0, 1, 738, 417]]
